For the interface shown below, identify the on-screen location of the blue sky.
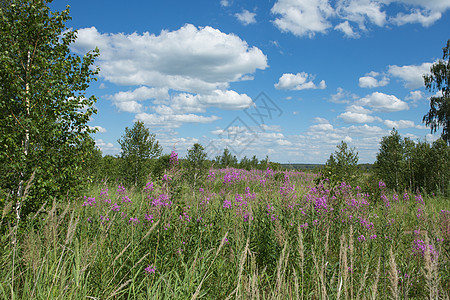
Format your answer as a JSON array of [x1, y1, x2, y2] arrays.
[[51, 0, 450, 163]]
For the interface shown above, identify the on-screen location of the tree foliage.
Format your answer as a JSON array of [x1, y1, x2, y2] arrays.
[[0, 0, 99, 217], [423, 39, 450, 144], [374, 129, 405, 190], [118, 121, 162, 187], [322, 141, 360, 187], [374, 129, 450, 195], [184, 143, 209, 189]]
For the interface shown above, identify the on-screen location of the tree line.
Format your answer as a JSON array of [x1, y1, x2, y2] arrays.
[[85, 120, 282, 188], [322, 131, 450, 196]]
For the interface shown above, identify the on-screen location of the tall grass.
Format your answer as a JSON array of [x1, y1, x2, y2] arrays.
[[1, 166, 449, 299]]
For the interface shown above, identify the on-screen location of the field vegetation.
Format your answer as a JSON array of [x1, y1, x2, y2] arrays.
[[1, 153, 449, 299]]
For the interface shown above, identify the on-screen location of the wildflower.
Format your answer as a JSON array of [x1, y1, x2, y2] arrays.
[[378, 181, 386, 189], [415, 194, 424, 205], [117, 184, 126, 195], [121, 195, 132, 203], [223, 199, 232, 209], [144, 214, 154, 223], [413, 239, 439, 261], [129, 217, 140, 225], [82, 196, 96, 207], [358, 235, 366, 242], [145, 265, 156, 274], [169, 150, 178, 166], [144, 182, 154, 192], [207, 170, 216, 181], [369, 234, 377, 239], [111, 203, 121, 211], [87, 217, 92, 223]]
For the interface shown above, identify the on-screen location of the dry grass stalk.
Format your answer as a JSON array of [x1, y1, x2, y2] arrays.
[[275, 240, 290, 298], [22, 229, 42, 274], [191, 232, 229, 300], [423, 234, 439, 300], [349, 226, 354, 300], [371, 257, 381, 300], [388, 246, 399, 300], [312, 249, 327, 299], [106, 278, 132, 299], [356, 262, 370, 299], [298, 226, 305, 300], [293, 267, 299, 300], [342, 234, 349, 300]]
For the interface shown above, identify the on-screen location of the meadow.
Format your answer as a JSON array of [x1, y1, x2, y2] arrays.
[[1, 157, 449, 299]]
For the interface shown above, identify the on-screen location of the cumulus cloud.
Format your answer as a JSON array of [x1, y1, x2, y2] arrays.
[[336, 0, 386, 28], [391, 9, 442, 27], [114, 101, 143, 113], [159, 90, 253, 113], [109, 87, 169, 102], [72, 25, 268, 94], [235, 9, 257, 25], [135, 112, 220, 129], [275, 72, 326, 90], [271, 0, 450, 39], [358, 73, 389, 88], [329, 87, 358, 104], [383, 119, 416, 129], [271, 0, 334, 38], [220, 0, 231, 7], [89, 126, 107, 133], [334, 21, 359, 38], [338, 112, 382, 123], [405, 90, 425, 102], [357, 92, 409, 112], [95, 139, 120, 154], [73, 24, 268, 128], [388, 62, 432, 89]]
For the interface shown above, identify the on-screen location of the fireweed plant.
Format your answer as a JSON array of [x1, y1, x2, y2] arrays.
[[1, 153, 449, 299]]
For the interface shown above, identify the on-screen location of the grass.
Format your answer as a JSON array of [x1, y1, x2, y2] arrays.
[[1, 166, 449, 299]]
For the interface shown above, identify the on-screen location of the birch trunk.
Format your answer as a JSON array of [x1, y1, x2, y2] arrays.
[[15, 50, 31, 222]]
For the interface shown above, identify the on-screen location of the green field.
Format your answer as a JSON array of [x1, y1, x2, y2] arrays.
[[1, 166, 449, 299]]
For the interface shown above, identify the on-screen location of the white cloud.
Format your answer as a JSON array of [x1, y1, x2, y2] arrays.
[[346, 105, 372, 114], [383, 119, 416, 129], [271, 0, 334, 38], [336, 0, 387, 28], [391, 9, 442, 27], [114, 101, 143, 113], [135, 112, 220, 129], [329, 87, 358, 104], [89, 126, 107, 133], [334, 21, 360, 38], [95, 139, 120, 154], [235, 10, 257, 25], [271, 0, 450, 39], [220, 0, 231, 7], [154, 90, 253, 115], [338, 112, 382, 123], [405, 90, 425, 102], [358, 74, 389, 88], [312, 117, 330, 124], [357, 92, 409, 112], [388, 62, 432, 89], [275, 72, 326, 90], [110, 87, 169, 102], [72, 25, 268, 94]]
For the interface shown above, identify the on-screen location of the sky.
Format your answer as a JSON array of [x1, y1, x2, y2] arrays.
[[50, 0, 450, 164]]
